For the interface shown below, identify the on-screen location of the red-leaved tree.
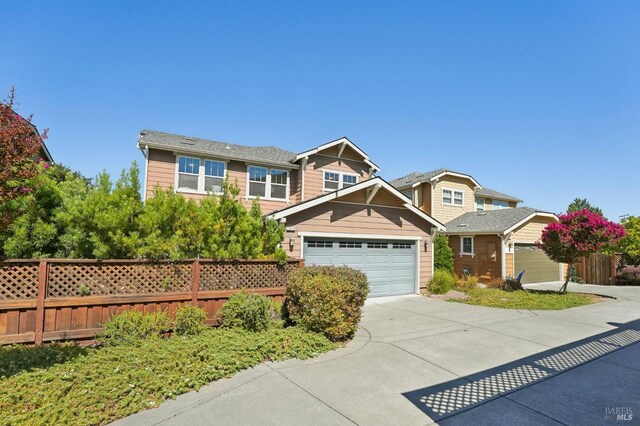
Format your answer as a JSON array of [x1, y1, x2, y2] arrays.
[[0, 87, 49, 231], [537, 209, 626, 293]]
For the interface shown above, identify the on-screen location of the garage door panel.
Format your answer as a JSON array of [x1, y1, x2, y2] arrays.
[[514, 244, 561, 284], [304, 238, 415, 297]]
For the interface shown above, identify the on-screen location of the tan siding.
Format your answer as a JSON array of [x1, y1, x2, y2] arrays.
[[448, 235, 502, 283], [431, 176, 475, 223], [284, 201, 434, 290], [511, 216, 557, 244], [505, 253, 514, 277], [144, 148, 294, 214], [146, 149, 175, 197], [303, 153, 371, 200], [421, 183, 432, 215]]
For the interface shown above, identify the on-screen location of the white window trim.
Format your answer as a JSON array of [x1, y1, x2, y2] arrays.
[[175, 155, 227, 195], [475, 197, 485, 211], [442, 187, 464, 207], [460, 236, 475, 257], [321, 169, 359, 193], [246, 165, 290, 202]]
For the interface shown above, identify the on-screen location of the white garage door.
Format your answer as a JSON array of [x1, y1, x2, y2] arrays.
[[303, 237, 416, 297]]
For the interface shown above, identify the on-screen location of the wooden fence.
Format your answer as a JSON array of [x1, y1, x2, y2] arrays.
[[574, 254, 618, 285], [0, 258, 303, 345]]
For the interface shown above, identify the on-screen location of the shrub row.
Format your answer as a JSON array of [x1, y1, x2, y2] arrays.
[[101, 265, 370, 345]]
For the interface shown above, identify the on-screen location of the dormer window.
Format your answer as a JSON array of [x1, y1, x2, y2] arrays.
[[493, 200, 509, 210], [323, 171, 358, 192], [443, 189, 464, 206]]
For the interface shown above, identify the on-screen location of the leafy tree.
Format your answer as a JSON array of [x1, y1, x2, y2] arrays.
[[618, 215, 640, 266], [567, 198, 603, 216], [0, 164, 90, 258], [433, 234, 455, 275], [137, 181, 285, 260], [537, 210, 626, 293], [0, 88, 49, 232]]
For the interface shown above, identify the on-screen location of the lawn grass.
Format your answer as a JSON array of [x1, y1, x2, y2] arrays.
[[0, 327, 338, 426], [450, 288, 596, 310]]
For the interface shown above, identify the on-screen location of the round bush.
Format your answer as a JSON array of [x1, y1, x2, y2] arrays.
[[285, 266, 369, 342], [100, 310, 170, 345], [218, 291, 280, 332], [428, 269, 456, 294], [174, 304, 208, 336]]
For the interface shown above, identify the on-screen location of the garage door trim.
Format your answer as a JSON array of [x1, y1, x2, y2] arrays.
[[298, 231, 422, 295]]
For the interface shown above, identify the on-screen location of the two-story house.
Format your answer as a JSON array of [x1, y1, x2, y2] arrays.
[[390, 169, 561, 284], [138, 130, 445, 297]]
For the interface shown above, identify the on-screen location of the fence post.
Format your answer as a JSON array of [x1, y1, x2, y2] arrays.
[[35, 260, 49, 345], [191, 258, 200, 305], [611, 255, 617, 286]]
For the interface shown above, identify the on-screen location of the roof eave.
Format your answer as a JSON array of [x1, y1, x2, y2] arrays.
[[142, 141, 299, 170]]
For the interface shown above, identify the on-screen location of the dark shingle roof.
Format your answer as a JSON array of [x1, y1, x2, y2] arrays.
[[388, 169, 448, 189], [444, 207, 554, 234], [138, 130, 298, 168], [475, 187, 522, 203]]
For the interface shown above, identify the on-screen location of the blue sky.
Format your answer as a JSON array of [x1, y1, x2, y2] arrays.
[[2, 1, 638, 220]]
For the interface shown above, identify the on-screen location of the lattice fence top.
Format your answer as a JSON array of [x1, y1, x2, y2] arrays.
[[48, 262, 193, 297], [0, 263, 39, 300], [0, 259, 302, 300], [199, 260, 298, 291]]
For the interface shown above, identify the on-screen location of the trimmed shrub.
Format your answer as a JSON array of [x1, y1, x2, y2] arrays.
[[174, 304, 208, 336], [285, 266, 369, 342], [433, 235, 455, 275], [617, 266, 640, 286], [457, 274, 479, 293], [218, 291, 279, 332], [100, 310, 170, 345], [428, 269, 456, 294]]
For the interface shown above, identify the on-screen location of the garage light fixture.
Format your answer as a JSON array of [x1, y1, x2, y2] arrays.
[[288, 237, 296, 251]]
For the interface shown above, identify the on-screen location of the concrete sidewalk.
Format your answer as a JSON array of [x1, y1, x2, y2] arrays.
[[114, 283, 640, 425]]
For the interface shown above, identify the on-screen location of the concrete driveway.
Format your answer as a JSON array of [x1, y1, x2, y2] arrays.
[[114, 283, 640, 425]]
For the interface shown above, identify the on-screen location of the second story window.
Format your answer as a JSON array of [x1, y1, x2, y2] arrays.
[[443, 189, 464, 206], [248, 166, 288, 200], [177, 156, 201, 192], [177, 156, 226, 194], [492, 200, 509, 210], [475, 197, 485, 211], [204, 160, 225, 193], [323, 171, 358, 192], [402, 189, 414, 202]]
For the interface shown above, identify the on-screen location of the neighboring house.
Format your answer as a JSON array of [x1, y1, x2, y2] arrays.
[[138, 130, 445, 297], [390, 169, 561, 284]]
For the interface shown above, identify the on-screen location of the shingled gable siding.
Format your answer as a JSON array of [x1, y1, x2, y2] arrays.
[[448, 234, 503, 283], [302, 146, 372, 200], [282, 193, 434, 291], [510, 216, 556, 243], [145, 148, 298, 213], [431, 176, 476, 223]]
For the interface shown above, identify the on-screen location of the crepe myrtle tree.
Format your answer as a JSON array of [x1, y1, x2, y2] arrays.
[[0, 87, 49, 232], [537, 209, 626, 294]]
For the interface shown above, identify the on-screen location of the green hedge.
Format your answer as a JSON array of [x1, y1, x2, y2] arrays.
[[285, 266, 369, 341]]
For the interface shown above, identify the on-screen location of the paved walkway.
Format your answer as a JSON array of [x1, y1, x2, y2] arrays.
[[114, 283, 640, 425]]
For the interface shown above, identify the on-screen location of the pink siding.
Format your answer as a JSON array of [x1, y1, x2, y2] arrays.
[[303, 153, 371, 200], [144, 148, 298, 214], [283, 200, 434, 291]]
